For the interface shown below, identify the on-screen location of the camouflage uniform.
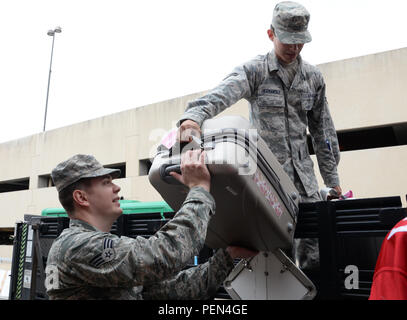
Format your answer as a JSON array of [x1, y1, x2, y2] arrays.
[[178, 2, 341, 271], [45, 186, 235, 300], [178, 50, 340, 198]]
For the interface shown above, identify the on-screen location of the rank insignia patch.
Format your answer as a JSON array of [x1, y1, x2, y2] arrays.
[[89, 238, 115, 268]]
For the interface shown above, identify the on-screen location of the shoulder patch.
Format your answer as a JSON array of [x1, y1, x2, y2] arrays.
[[89, 238, 115, 268]]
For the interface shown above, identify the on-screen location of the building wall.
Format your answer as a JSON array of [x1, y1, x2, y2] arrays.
[[319, 48, 407, 130], [0, 47, 406, 232]]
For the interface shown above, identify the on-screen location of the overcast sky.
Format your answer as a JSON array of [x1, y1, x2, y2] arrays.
[[1, 0, 407, 144]]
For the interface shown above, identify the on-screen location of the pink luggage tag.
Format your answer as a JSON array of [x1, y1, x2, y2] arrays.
[[342, 190, 353, 199], [321, 188, 354, 201], [160, 128, 178, 150]]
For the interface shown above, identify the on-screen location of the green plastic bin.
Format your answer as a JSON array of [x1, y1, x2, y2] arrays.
[[41, 199, 174, 219]]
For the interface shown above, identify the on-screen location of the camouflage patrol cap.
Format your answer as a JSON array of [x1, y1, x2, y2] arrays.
[[51, 154, 121, 192], [272, 1, 312, 44]]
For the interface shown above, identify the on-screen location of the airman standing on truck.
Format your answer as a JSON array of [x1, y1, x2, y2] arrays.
[[177, 1, 342, 270]]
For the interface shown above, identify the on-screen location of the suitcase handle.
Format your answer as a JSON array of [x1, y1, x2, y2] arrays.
[[169, 138, 203, 156], [159, 164, 183, 185]]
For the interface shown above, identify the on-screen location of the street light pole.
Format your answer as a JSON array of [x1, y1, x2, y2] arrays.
[[43, 26, 62, 132]]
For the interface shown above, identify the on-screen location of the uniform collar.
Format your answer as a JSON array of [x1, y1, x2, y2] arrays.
[[69, 219, 99, 231], [267, 50, 305, 76]]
